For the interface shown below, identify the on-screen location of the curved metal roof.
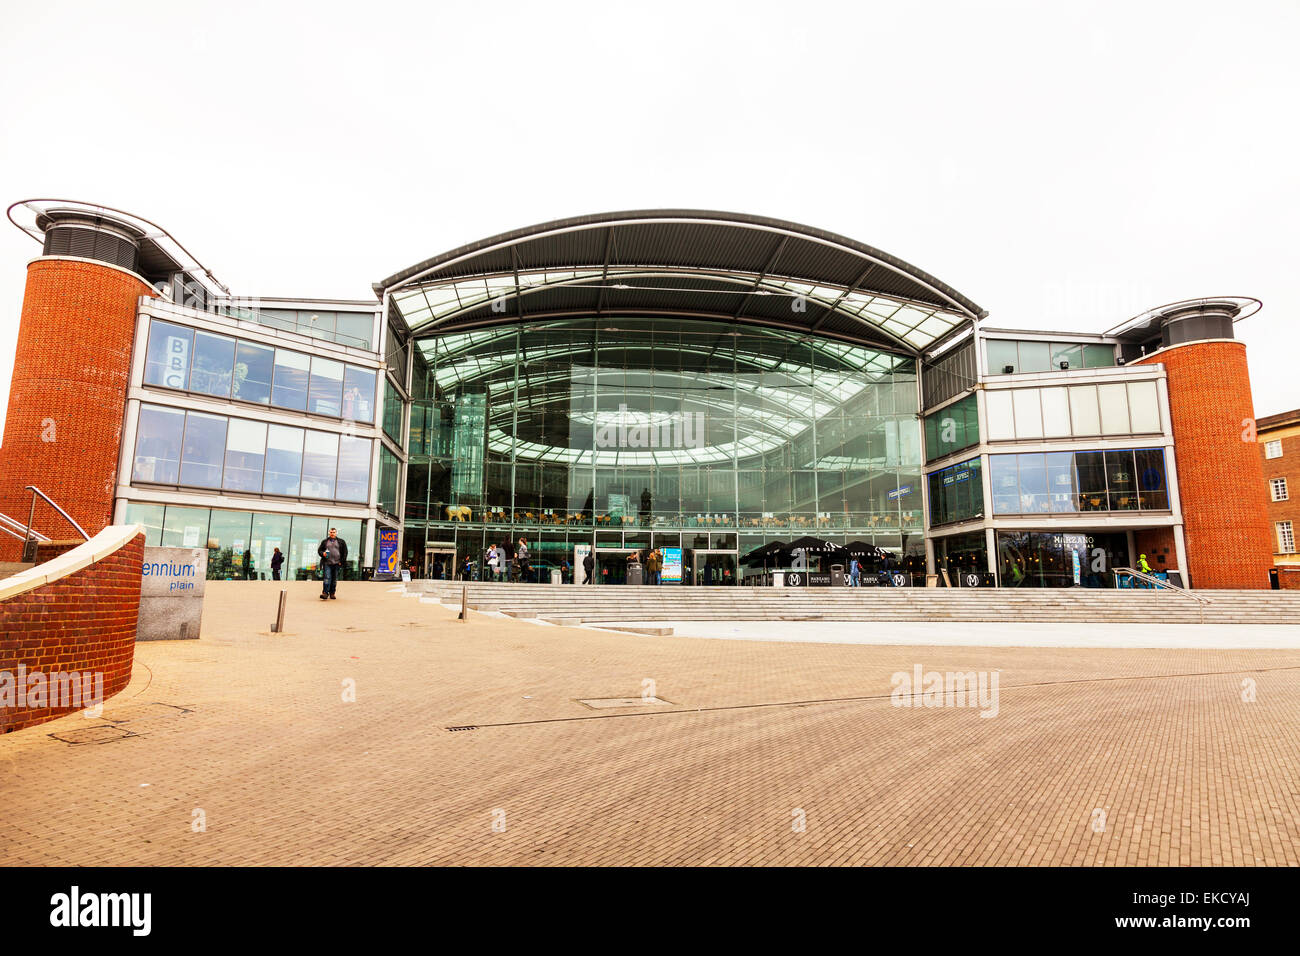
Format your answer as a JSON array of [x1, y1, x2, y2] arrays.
[[378, 210, 984, 354]]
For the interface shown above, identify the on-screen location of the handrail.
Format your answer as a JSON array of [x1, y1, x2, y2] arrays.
[[0, 523, 31, 543], [24, 485, 90, 541], [1114, 566, 1207, 622], [0, 511, 50, 541]]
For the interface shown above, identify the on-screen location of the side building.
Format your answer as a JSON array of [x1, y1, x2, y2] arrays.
[[1258, 407, 1300, 588]]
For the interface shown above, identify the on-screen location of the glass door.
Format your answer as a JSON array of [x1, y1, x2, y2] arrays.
[[594, 548, 635, 585], [690, 550, 738, 586]]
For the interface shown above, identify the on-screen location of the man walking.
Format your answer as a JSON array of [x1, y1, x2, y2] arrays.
[[317, 527, 348, 600], [583, 549, 595, 585]]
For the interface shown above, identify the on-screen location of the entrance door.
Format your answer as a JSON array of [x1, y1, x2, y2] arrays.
[[424, 547, 455, 580], [594, 548, 634, 585], [691, 550, 737, 586]]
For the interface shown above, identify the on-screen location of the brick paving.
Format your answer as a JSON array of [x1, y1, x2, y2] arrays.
[[2, 580, 1299, 866]]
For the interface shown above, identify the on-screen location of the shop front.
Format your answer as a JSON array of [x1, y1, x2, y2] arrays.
[[996, 530, 1129, 588]]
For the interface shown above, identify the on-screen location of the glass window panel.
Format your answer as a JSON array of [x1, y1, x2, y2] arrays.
[[1074, 451, 1107, 511], [206, 509, 254, 579], [188, 331, 236, 398], [1016, 453, 1050, 513], [252, 512, 292, 581], [1083, 344, 1116, 368], [379, 447, 400, 514], [1135, 448, 1169, 510], [179, 411, 227, 488], [133, 404, 185, 483], [289, 515, 328, 580], [382, 378, 403, 442], [1017, 341, 1051, 373], [336, 314, 374, 349], [123, 502, 164, 546], [143, 320, 193, 389], [307, 357, 344, 416], [1012, 389, 1043, 439], [336, 436, 371, 503], [1105, 450, 1138, 510], [989, 455, 1019, 515], [1068, 385, 1100, 436], [1098, 383, 1130, 434], [300, 431, 339, 499], [1127, 380, 1160, 433], [271, 349, 311, 411], [986, 339, 1018, 374], [232, 341, 274, 405], [1045, 452, 1076, 512], [263, 424, 304, 495], [1040, 387, 1071, 437], [161, 505, 209, 549], [342, 365, 377, 423], [222, 418, 267, 492], [986, 390, 1015, 441], [1050, 343, 1083, 371]]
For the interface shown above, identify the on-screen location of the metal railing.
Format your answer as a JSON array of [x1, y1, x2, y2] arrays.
[[0, 510, 50, 544], [20, 485, 89, 561], [1113, 566, 1208, 622]]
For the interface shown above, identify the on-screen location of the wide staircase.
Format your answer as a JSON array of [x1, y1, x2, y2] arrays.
[[406, 580, 1300, 625]]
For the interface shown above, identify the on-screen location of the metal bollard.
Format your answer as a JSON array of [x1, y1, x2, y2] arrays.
[[458, 584, 468, 622], [272, 588, 287, 633]]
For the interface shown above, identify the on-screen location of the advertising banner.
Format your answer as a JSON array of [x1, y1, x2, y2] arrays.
[[378, 528, 400, 578], [660, 547, 683, 583]]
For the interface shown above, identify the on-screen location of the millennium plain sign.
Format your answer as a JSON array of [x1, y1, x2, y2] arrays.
[[138, 547, 207, 641]]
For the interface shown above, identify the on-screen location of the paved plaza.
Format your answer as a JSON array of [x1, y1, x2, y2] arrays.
[[2, 581, 1299, 866]]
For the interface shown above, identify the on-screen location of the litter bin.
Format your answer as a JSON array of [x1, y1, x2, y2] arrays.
[[1269, 568, 1280, 590], [830, 563, 845, 587], [626, 561, 643, 586], [550, 568, 563, 585]]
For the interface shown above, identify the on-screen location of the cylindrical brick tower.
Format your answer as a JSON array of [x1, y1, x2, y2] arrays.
[[0, 209, 153, 560], [1132, 300, 1274, 589]]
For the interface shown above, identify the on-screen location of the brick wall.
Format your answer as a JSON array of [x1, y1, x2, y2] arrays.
[[0, 259, 151, 561], [1260, 421, 1300, 588], [1134, 527, 1178, 575], [1134, 341, 1275, 588], [0, 532, 143, 733]]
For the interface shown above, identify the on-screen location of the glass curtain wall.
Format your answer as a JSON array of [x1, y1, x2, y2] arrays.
[[403, 317, 924, 574]]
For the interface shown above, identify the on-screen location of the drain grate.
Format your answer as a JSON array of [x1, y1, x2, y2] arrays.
[[446, 725, 478, 732], [577, 696, 673, 709], [48, 724, 139, 746]]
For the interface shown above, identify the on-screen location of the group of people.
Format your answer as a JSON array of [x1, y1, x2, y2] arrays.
[[481, 538, 533, 582]]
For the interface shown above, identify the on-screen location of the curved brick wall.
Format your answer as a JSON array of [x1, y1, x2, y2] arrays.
[[0, 259, 151, 561], [1134, 341, 1274, 588], [0, 528, 143, 733]]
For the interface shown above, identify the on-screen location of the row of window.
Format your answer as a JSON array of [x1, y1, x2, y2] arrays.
[[123, 502, 369, 579], [989, 449, 1169, 515], [986, 380, 1161, 441], [986, 339, 1116, 375], [132, 404, 372, 503], [143, 319, 378, 422]]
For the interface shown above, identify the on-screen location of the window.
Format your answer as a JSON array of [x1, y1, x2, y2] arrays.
[[1082, 344, 1116, 368], [1040, 387, 1071, 437], [307, 356, 345, 416], [986, 339, 1018, 374], [927, 457, 983, 526], [143, 320, 194, 389], [382, 378, 404, 442], [223, 419, 267, 492], [342, 365, 377, 423], [263, 425, 304, 495], [379, 446, 401, 515], [1271, 477, 1289, 501], [985, 390, 1014, 441], [1097, 383, 1130, 435], [987, 448, 1168, 514], [271, 349, 311, 411], [188, 331, 236, 398], [179, 411, 227, 488], [1126, 380, 1160, 433], [232, 341, 274, 404], [1068, 385, 1101, 436], [1264, 440, 1283, 459], [1012, 389, 1043, 438], [923, 393, 978, 462], [133, 404, 185, 484], [1050, 342, 1082, 371], [336, 435, 372, 502], [1279, 521, 1295, 554], [300, 431, 339, 499], [1016, 341, 1051, 374]]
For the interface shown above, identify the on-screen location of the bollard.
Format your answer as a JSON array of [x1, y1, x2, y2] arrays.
[[459, 584, 468, 622], [273, 588, 287, 633]]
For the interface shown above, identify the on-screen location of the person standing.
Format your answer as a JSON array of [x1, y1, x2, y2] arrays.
[[317, 527, 348, 601], [583, 549, 595, 585], [517, 538, 530, 583], [849, 557, 860, 587], [487, 544, 500, 582], [242, 549, 253, 580], [270, 547, 284, 581]]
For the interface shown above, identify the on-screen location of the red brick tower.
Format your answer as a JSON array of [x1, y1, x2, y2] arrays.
[[0, 209, 153, 560], [1132, 300, 1274, 589]]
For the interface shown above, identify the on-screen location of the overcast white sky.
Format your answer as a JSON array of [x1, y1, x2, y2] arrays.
[[1, 0, 1297, 439]]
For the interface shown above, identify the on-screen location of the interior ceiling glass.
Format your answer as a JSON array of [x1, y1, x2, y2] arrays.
[[392, 267, 967, 352]]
